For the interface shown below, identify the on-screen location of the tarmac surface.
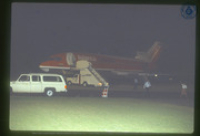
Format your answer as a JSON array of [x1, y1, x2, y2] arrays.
[[61, 83, 195, 107], [10, 83, 195, 108]]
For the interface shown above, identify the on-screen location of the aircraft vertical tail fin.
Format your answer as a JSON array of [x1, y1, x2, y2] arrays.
[[147, 41, 162, 63], [135, 41, 162, 68]]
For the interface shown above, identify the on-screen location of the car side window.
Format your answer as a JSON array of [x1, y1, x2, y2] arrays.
[[32, 75, 41, 82], [56, 77, 62, 82], [19, 75, 30, 82], [43, 76, 62, 82]]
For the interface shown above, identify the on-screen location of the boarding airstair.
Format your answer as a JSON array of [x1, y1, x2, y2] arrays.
[[76, 60, 109, 97], [76, 60, 108, 87], [87, 66, 108, 86]]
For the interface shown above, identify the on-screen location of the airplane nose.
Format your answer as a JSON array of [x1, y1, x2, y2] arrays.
[[39, 62, 50, 72], [39, 59, 70, 72], [39, 61, 57, 72], [40, 67, 49, 72]]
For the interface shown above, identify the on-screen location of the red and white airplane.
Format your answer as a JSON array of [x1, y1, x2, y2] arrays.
[[39, 41, 162, 75]]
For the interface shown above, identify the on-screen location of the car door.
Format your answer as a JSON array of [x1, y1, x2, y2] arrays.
[[14, 75, 31, 92], [31, 75, 42, 93]]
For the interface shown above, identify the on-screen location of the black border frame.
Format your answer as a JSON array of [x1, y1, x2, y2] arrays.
[[1, 0, 199, 136]]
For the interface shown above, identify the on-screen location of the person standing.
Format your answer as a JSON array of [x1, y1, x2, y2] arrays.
[[180, 82, 188, 100], [134, 78, 139, 90], [143, 80, 151, 96]]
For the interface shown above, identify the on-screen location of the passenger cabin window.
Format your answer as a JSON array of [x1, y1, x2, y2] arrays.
[[43, 76, 62, 82], [19, 75, 30, 82], [32, 75, 41, 82]]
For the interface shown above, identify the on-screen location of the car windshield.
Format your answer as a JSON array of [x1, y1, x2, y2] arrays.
[[19, 75, 30, 82]]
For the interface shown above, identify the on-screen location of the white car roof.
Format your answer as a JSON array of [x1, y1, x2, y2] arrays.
[[21, 73, 62, 76]]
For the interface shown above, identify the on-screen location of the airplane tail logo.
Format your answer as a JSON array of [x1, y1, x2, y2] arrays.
[[147, 41, 162, 63], [135, 41, 162, 69]]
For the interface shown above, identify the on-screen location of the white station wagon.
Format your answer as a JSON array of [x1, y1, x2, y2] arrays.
[[10, 73, 67, 96]]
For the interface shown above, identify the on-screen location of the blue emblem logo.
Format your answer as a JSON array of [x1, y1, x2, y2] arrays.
[[181, 5, 196, 19]]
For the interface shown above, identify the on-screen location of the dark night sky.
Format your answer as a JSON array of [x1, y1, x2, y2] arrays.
[[10, 3, 196, 79]]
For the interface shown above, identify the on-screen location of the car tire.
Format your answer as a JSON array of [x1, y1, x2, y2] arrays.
[[82, 82, 88, 87], [45, 89, 54, 97]]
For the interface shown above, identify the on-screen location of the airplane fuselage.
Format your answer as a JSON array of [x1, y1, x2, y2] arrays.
[[40, 53, 150, 73], [39, 42, 162, 73]]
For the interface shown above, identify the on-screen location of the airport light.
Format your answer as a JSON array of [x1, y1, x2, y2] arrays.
[[98, 83, 102, 86]]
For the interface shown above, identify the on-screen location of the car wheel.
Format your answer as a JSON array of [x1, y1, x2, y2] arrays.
[[82, 82, 88, 87], [46, 89, 54, 97]]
